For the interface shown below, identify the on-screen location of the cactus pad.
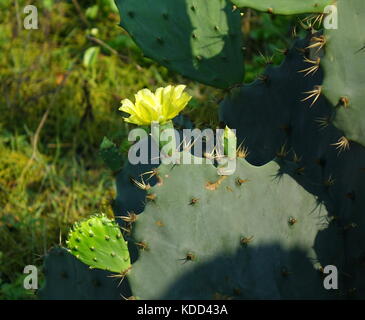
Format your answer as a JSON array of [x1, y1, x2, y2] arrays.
[[231, 0, 333, 14], [39, 247, 131, 300], [220, 36, 365, 298], [127, 153, 341, 299], [321, 0, 365, 147], [67, 214, 131, 274], [115, 0, 244, 88]]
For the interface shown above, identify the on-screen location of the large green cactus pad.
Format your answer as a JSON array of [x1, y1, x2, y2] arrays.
[[231, 0, 333, 14], [322, 0, 365, 147], [220, 36, 365, 298], [220, 37, 320, 166], [67, 214, 131, 274], [128, 154, 341, 299], [115, 0, 244, 88]]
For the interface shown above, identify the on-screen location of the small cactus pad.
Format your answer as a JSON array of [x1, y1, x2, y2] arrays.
[[115, 0, 244, 88], [322, 0, 365, 147], [231, 0, 333, 14], [127, 152, 342, 299], [67, 214, 131, 274]]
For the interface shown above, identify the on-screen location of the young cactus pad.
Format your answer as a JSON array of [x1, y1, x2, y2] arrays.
[[67, 214, 131, 274]]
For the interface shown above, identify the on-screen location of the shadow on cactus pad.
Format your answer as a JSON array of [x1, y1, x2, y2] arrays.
[[38, 247, 131, 300]]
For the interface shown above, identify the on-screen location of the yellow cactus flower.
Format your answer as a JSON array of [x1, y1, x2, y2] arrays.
[[119, 85, 192, 125]]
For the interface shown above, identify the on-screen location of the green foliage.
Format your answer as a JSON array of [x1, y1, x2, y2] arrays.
[[0, 273, 38, 300], [0, 0, 204, 291], [67, 214, 131, 274], [83, 46, 100, 69], [84, 0, 119, 19], [0, 2, 222, 296], [115, 0, 245, 88], [0, 131, 117, 285]]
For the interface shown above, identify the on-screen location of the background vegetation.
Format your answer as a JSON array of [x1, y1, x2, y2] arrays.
[[0, 0, 304, 299]]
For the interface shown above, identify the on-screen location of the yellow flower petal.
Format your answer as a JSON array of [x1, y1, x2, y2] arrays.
[[119, 99, 135, 113], [119, 85, 191, 125], [161, 85, 175, 119], [119, 99, 147, 125], [155, 87, 163, 105]]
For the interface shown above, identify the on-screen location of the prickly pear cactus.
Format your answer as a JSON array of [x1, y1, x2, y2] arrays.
[[40, 1, 365, 300], [231, 0, 333, 14], [220, 35, 365, 299], [220, 38, 314, 166], [321, 0, 365, 147], [113, 137, 159, 218], [67, 214, 131, 274], [115, 0, 244, 88], [126, 153, 342, 299]]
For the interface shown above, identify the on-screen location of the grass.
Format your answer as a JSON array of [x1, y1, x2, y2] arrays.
[[0, 0, 304, 299]]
